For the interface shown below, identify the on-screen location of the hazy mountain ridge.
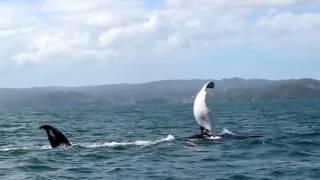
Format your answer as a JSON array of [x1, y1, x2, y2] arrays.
[[1, 78, 320, 107]]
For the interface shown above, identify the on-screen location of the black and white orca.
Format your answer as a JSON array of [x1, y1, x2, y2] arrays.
[[189, 81, 262, 140], [39, 125, 71, 148], [191, 81, 220, 139]]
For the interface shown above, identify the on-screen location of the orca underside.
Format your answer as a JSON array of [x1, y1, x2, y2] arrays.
[[190, 82, 262, 142], [39, 125, 71, 148]]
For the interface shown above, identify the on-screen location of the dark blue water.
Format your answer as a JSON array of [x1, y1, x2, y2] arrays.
[[0, 100, 320, 179]]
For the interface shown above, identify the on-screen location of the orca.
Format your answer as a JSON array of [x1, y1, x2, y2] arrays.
[[189, 81, 262, 140], [39, 125, 71, 148], [192, 81, 219, 139]]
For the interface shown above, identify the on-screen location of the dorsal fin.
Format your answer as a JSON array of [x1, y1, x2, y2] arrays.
[[39, 125, 71, 148]]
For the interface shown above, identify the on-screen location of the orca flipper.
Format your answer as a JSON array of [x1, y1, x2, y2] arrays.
[[39, 125, 71, 148]]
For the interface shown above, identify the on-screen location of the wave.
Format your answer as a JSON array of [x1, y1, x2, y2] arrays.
[[0, 135, 175, 152], [77, 134, 175, 148], [0, 145, 51, 152], [217, 128, 263, 139], [219, 128, 237, 136]]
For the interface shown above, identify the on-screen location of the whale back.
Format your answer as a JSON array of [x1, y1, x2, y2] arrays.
[[39, 125, 71, 148], [193, 81, 215, 132]]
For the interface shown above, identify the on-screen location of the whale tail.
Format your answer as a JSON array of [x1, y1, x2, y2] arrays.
[[39, 125, 71, 148]]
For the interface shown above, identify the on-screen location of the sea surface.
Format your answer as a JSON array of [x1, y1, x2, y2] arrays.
[[0, 100, 319, 179]]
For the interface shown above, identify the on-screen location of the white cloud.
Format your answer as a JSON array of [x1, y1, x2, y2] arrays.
[[0, 0, 320, 66], [98, 14, 159, 47], [85, 13, 116, 27], [257, 12, 320, 33]]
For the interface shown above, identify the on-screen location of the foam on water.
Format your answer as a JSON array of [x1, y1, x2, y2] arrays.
[[207, 136, 221, 140], [220, 128, 236, 135], [0, 145, 51, 152], [78, 134, 175, 148]]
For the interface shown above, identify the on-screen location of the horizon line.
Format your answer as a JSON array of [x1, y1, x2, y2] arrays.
[[1, 77, 318, 89]]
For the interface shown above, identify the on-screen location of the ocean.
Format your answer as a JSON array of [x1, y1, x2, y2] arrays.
[[0, 100, 319, 179]]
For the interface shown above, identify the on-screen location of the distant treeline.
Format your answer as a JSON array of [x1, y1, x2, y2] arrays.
[[1, 78, 320, 107]]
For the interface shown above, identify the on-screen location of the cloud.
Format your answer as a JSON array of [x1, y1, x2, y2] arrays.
[[0, 0, 320, 67], [257, 12, 320, 33]]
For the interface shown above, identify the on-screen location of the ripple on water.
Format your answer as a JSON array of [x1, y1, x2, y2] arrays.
[[0, 101, 320, 179]]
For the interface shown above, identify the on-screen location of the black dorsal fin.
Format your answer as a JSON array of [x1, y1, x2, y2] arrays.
[[39, 125, 71, 148]]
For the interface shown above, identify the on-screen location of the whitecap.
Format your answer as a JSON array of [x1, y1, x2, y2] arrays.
[[78, 134, 175, 148], [220, 128, 237, 135]]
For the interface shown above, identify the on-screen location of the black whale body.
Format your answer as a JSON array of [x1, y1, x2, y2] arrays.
[[39, 125, 71, 148]]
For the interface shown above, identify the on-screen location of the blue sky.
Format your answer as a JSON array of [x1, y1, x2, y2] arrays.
[[1, 0, 320, 87]]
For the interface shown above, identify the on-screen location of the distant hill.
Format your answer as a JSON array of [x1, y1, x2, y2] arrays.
[[1, 78, 320, 107]]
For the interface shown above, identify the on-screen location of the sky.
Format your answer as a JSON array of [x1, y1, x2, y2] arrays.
[[1, 0, 320, 87]]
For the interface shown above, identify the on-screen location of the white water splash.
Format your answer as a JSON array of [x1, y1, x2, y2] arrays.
[[78, 134, 175, 148], [0, 145, 51, 152], [0, 146, 21, 152], [0, 135, 175, 151], [40, 145, 52, 150], [207, 136, 221, 140], [220, 128, 237, 135]]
